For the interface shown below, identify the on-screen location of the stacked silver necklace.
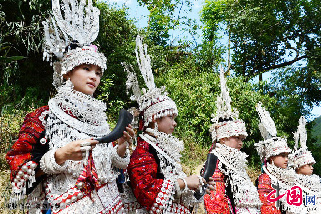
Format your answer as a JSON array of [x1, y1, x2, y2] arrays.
[[140, 128, 199, 210], [213, 144, 262, 210], [140, 128, 185, 178]]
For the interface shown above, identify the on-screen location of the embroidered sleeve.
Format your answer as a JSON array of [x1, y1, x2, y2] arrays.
[[257, 173, 282, 214], [204, 161, 231, 214], [128, 141, 174, 212], [40, 147, 67, 174], [111, 144, 130, 169], [6, 106, 49, 195]]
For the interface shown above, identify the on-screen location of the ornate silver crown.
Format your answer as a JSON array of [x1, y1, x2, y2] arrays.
[[42, 0, 107, 88], [209, 67, 247, 142], [124, 35, 178, 127], [255, 102, 291, 162], [289, 116, 315, 169]]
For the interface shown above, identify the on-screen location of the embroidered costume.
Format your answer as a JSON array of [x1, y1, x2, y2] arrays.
[[204, 68, 261, 214], [7, 86, 130, 214], [255, 102, 305, 214], [6, 106, 49, 204], [128, 131, 195, 213], [256, 172, 281, 214], [6, 0, 129, 213], [289, 116, 321, 213], [124, 36, 199, 213], [257, 163, 298, 214]]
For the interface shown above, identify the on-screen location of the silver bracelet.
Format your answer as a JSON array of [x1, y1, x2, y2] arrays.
[[182, 178, 188, 191], [197, 175, 204, 193]]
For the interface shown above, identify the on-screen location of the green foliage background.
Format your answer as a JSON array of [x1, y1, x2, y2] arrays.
[[1, 0, 321, 213], [1, 0, 321, 189], [312, 116, 321, 145]]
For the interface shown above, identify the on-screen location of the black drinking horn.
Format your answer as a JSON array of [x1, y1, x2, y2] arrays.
[[194, 153, 218, 200], [203, 153, 218, 182], [96, 109, 133, 143]]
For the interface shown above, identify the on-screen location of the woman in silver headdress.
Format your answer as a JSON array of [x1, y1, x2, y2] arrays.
[[6, 0, 133, 213], [289, 116, 321, 213], [123, 35, 204, 214], [255, 103, 305, 214], [203, 68, 261, 214]]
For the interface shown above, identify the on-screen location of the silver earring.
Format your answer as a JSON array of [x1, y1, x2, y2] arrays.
[[154, 122, 158, 131]]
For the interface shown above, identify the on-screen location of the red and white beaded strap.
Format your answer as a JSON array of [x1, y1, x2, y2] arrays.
[[103, 199, 124, 214], [51, 182, 124, 213], [51, 184, 85, 213], [123, 201, 143, 213], [149, 179, 175, 214], [169, 202, 190, 213]]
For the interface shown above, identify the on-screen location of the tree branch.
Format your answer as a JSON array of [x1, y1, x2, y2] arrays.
[[262, 55, 307, 72]]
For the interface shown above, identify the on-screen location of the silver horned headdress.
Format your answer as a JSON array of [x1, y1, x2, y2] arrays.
[[124, 35, 178, 127], [289, 116, 315, 169], [255, 102, 291, 162], [43, 0, 107, 88], [209, 67, 247, 142]]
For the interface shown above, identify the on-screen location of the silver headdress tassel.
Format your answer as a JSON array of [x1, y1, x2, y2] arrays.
[[43, 0, 107, 88], [255, 102, 291, 162], [124, 35, 178, 127], [289, 116, 315, 169], [209, 67, 247, 142]]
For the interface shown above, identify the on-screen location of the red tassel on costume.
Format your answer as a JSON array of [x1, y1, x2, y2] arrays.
[[75, 152, 100, 199]]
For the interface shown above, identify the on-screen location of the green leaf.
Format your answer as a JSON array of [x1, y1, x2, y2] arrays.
[[0, 56, 25, 63]]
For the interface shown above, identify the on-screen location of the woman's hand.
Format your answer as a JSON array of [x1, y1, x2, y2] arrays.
[[177, 175, 206, 191], [116, 124, 135, 157], [54, 138, 98, 165], [205, 177, 215, 194]]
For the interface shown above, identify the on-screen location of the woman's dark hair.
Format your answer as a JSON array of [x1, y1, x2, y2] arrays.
[[65, 40, 80, 53], [218, 117, 233, 123]]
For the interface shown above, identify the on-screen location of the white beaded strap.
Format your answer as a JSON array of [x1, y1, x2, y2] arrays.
[[150, 179, 175, 213]]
